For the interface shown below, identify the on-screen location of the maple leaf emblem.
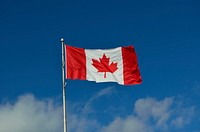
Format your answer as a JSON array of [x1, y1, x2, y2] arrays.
[[92, 54, 118, 78]]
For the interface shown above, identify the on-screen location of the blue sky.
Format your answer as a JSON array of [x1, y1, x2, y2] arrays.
[[0, 0, 200, 132]]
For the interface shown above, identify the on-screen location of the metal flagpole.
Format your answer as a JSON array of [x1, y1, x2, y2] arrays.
[[61, 38, 67, 132]]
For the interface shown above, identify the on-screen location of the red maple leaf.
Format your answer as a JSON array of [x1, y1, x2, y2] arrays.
[[92, 54, 118, 78]]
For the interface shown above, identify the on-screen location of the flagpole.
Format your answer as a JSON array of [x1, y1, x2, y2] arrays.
[[61, 38, 67, 132]]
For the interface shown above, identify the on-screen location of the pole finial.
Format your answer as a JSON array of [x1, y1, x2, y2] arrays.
[[61, 38, 64, 42]]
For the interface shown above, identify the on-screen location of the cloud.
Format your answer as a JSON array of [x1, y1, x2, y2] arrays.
[[134, 97, 173, 129], [0, 87, 114, 132], [82, 86, 114, 114], [67, 87, 196, 132], [68, 87, 114, 132], [170, 105, 195, 128], [101, 97, 196, 132], [101, 116, 152, 132], [0, 94, 62, 132], [0, 88, 196, 132], [68, 113, 100, 132]]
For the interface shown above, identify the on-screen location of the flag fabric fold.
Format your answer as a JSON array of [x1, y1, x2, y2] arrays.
[[65, 45, 142, 85]]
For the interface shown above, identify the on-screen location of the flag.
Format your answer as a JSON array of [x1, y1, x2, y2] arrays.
[[65, 45, 142, 85]]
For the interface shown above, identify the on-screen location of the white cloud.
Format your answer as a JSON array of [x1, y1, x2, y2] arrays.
[[0, 87, 114, 132], [68, 113, 100, 132], [68, 87, 114, 132], [82, 86, 114, 114], [134, 97, 173, 129], [0, 88, 196, 132], [67, 87, 195, 132], [102, 97, 196, 132], [171, 106, 195, 128], [0, 94, 62, 132], [101, 116, 152, 132]]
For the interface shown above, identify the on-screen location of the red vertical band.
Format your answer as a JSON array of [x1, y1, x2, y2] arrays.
[[122, 46, 142, 85], [65, 45, 86, 80]]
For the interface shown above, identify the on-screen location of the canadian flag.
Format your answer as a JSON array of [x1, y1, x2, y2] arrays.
[[65, 45, 142, 85]]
